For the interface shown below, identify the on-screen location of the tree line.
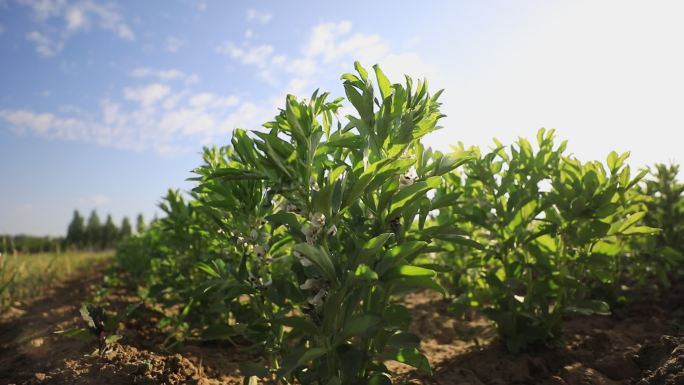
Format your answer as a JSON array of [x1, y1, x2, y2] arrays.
[[0, 210, 153, 255], [65, 210, 149, 250]]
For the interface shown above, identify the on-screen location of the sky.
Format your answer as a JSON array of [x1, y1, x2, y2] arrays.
[[1, 0, 683, 236]]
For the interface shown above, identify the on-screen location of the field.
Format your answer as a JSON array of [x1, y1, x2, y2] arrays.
[[0, 251, 112, 311], [0, 265, 682, 384], [1, 64, 683, 385]]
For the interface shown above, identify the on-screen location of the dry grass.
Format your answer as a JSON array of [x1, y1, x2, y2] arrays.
[[0, 251, 112, 310]]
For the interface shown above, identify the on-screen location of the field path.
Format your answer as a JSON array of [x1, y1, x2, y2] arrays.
[[0, 263, 247, 385], [1, 262, 683, 384], [0, 263, 106, 384]]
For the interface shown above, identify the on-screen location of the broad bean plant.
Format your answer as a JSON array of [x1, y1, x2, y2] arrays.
[[113, 63, 672, 382], [192, 62, 469, 384], [434, 130, 658, 351]]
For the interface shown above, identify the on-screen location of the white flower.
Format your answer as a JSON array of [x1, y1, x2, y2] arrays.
[[310, 176, 320, 191], [294, 251, 314, 267], [307, 289, 327, 308], [303, 224, 320, 245], [299, 257, 313, 267], [309, 212, 326, 228], [247, 271, 259, 288], [284, 203, 300, 213], [300, 278, 323, 291], [254, 245, 267, 259], [399, 167, 418, 188], [326, 224, 338, 237]]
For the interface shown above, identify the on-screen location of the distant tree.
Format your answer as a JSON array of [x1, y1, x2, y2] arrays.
[[101, 214, 119, 249], [85, 210, 102, 249], [136, 213, 146, 234], [120, 217, 132, 240], [66, 210, 85, 248]]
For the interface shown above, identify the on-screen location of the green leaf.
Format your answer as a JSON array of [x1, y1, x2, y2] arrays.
[[273, 317, 319, 335], [391, 275, 445, 295], [209, 168, 266, 180], [621, 225, 660, 235], [359, 233, 394, 260], [382, 348, 432, 375], [383, 265, 436, 280], [354, 264, 379, 282], [277, 347, 329, 377], [54, 327, 88, 338], [198, 262, 220, 278], [354, 61, 369, 82], [386, 331, 421, 349], [293, 243, 337, 285], [105, 334, 122, 345], [373, 64, 393, 100], [566, 300, 611, 316], [343, 314, 381, 336], [618, 212, 646, 232]]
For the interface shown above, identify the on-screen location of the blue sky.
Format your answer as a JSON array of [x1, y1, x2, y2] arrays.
[[1, 1, 683, 236]]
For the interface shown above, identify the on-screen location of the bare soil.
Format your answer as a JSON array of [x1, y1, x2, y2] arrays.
[[1, 265, 682, 385]]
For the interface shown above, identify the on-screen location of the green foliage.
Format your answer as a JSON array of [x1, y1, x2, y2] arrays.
[[0, 251, 111, 311], [119, 217, 132, 240], [56, 301, 141, 356], [136, 213, 146, 234], [112, 62, 673, 380], [435, 130, 657, 352], [629, 163, 684, 284], [66, 210, 85, 247]]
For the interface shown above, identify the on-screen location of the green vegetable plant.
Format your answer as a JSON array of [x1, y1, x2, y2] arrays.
[[435, 130, 658, 352], [195, 62, 469, 384], [56, 302, 141, 356], [630, 163, 684, 284]]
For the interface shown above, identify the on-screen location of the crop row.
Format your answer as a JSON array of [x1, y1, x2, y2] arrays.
[[113, 62, 683, 385]]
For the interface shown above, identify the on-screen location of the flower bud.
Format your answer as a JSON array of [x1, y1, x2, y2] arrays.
[[309, 212, 326, 228], [307, 289, 327, 308]]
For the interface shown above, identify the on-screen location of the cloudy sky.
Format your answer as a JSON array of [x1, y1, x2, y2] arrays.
[[1, 0, 683, 235]]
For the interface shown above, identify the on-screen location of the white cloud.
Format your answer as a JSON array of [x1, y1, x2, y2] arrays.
[[19, 0, 134, 56], [216, 42, 275, 66], [0, 78, 262, 154], [65, 6, 86, 31], [129, 67, 199, 84], [219, 20, 436, 96], [246, 8, 272, 24], [165, 36, 184, 53], [123, 83, 171, 107], [0, 110, 55, 134], [1, 21, 433, 156], [26, 30, 63, 56]]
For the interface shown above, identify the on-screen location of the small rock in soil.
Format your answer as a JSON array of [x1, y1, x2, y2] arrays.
[[561, 362, 618, 385]]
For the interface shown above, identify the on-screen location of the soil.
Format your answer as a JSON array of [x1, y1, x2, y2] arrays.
[[1, 265, 682, 385]]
